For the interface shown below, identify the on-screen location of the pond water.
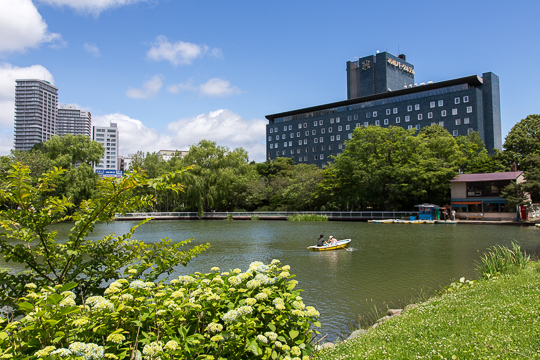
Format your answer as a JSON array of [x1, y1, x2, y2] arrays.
[[14, 220, 540, 340]]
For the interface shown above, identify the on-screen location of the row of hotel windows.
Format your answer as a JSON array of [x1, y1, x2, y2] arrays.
[[270, 107, 473, 134], [269, 116, 472, 143], [269, 143, 344, 157], [269, 124, 475, 150]]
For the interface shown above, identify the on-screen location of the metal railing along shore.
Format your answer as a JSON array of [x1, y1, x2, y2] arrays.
[[115, 211, 418, 221]]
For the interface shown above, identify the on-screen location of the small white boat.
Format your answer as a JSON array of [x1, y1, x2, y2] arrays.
[[307, 239, 352, 251], [435, 220, 458, 224], [369, 219, 395, 223]]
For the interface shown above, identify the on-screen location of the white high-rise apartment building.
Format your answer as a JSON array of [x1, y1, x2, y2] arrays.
[[14, 79, 58, 151], [57, 105, 91, 137], [93, 122, 119, 170]]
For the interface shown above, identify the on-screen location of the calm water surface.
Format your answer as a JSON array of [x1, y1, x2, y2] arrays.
[[39, 221, 540, 339]]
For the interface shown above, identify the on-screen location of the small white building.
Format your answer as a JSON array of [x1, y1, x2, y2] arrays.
[[159, 150, 188, 161], [93, 122, 119, 171]]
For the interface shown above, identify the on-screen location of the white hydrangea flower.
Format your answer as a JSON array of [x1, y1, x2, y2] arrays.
[[206, 322, 223, 333], [222, 310, 238, 323], [237, 305, 253, 316]]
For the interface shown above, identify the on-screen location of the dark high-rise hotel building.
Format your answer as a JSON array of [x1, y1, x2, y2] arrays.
[[265, 52, 501, 167]]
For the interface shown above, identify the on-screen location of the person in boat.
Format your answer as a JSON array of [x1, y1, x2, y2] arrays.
[[316, 234, 325, 247], [325, 236, 337, 246]]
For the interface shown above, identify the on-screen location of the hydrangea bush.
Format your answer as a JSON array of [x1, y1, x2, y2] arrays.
[[0, 260, 320, 359]]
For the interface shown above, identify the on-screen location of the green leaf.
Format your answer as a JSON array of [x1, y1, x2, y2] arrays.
[[0, 332, 8, 341], [47, 294, 63, 305], [289, 330, 299, 340], [268, 323, 276, 332], [59, 307, 80, 316], [18, 302, 33, 311], [60, 282, 78, 292]]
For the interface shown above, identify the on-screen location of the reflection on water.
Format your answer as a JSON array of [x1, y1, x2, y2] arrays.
[[3, 220, 540, 340]]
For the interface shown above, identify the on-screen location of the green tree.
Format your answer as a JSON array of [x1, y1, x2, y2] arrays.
[[178, 140, 251, 215], [456, 132, 507, 173], [0, 164, 209, 309], [43, 134, 104, 168], [503, 114, 540, 170]]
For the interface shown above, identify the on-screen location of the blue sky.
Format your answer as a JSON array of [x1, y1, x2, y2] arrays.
[[0, 0, 539, 162]]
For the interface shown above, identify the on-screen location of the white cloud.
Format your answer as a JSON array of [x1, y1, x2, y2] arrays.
[[167, 78, 241, 98], [199, 78, 241, 97], [146, 36, 222, 66], [125, 75, 163, 99], [83, 43, 100, 57], [167, 109, 266, 161], [37, 0, 149, 16], [93, 109, 266, 162], [92, 113, 172, 156], [0, 63, 54, 155], [0, 0, 63, 54]]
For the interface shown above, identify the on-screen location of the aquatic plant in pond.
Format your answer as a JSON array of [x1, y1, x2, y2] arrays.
[[0, 260, 320, 359], [287, 214, 328, 221], [476, 241, 530, 279]]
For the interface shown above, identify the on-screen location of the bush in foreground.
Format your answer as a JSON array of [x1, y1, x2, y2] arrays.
[[0, 260, 320, 359]]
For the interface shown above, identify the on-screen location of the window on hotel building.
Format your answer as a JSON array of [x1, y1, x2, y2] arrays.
[[297, 132, 300, 137], [415, 104, 420, 110], [416, 125, 420, 130], [418, 114, 423, 120], [330, 135, 335, 141], [364, 122, 369, 127], [405, 115, 410, 122], [356, 123, 360, 128], [298, 123, 302, 129], [453, 130, 458, 136], [290, 133, 294, 138], [354, 114, 359, 120], [468, 128, 474, 134], [283, 126, 287, 131], [347, 115, 352, 121], [321, 128, 325, 134], [346, 124, 350, 130], [430, 101, 435, 108], [396, 117, 401, 123], [407, 105, 412, 112], [319, 120, 323, 125], [270, 128, 273, 134], [338, 143, 343, 149], [330, 118, 334, 124], [439, 121, 444, 126], [313, 121, 317, 126], [386, 109, 391, 115], [298, 157, 302, 162], [304, 156, 308, 161], [384, 119, 389, 125], [270, 144, 273, 149], [275, 143, 278, 148], [338, 126, 342, 131], [438, 100, 443, 107], [366, 112, 371, 118], [336, 135, 341, 140], [320, 137, 323, 142], [303, 123, 307, 128], [336, 117, 340, 123], [375, 120, 380, 126], [303, 139, 307, 145], [452, 108, 458, 115], [348, 133, 352, 139], [305, 131, 309, 136], [464, 96, 469, 103], [289, 141, 292, 146], [329, 144, 333, 150], [373, 111, 377, 117], [321, 154, 324, 159], [314, 138, 318, 143], [283, 142, 287, 147], [464, 117, 470, 124], [455, 97, 460, 104], [467, 106, 473, 113], [289, 125, 292, 130], [329, 127, 333, 133], [297, 148, 301, 154], [441, 110, 447, 117], [276, 135, 280, 140], [455, 119, 461, 125], [298, 140, 302, 146], [428, 112, 433, 119], [312, 146, 316, 152], [321, 145, 325, 151], [268, 136, 272, 141], [314, 155, 318, 160], [312, 130, 316, 135], [408, 125, 413, 129], [290, 149, 294, 155]]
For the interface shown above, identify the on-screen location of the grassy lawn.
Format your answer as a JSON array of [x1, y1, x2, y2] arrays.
[[314, 262, 540, 359]]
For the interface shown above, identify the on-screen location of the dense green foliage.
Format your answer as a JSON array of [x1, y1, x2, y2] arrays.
[[314, 255, 540, 360], [7, 116, 540, 213], [0, 261, 320, 360], [287, 214, 328, 221], [0, 163, 208, 310]]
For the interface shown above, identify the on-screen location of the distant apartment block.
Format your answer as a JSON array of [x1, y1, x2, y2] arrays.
[[159, 149, 188, 161], [93, 122, 119, 170], [57, 105, 91, 137], [14, 79, 58, 151]]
